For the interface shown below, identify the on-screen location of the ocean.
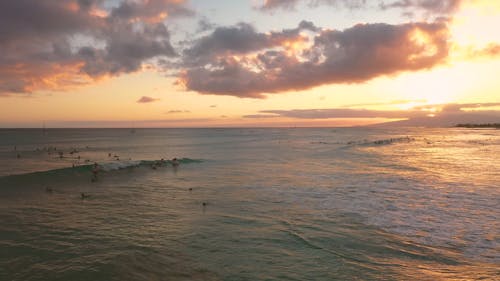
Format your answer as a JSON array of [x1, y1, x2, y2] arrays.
[[0, 127, 498, 280]]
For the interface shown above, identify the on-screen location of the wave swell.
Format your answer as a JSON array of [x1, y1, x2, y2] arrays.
[[0, 158, 203, 182]]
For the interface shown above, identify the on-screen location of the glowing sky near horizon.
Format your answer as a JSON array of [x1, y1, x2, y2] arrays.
[[0, 0, 499, 127]]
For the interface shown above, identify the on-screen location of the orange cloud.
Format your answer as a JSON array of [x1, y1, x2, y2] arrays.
[[0, 61, 93, 95], [0, 0, 190, 95], [466, 43, 500, 58], [180, 21, 450, 98]]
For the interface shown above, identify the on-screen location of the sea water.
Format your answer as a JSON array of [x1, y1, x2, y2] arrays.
[[0, 127, 498, 280]]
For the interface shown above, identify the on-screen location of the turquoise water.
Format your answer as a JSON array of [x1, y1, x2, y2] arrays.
[[0, 128, 498, 280]]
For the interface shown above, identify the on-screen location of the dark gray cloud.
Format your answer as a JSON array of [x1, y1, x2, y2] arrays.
[[110, 0, 193, 22], [180, 21, 449, 98], [259, 0, 368, 11], [379, 0, 462, 14], [0, 0, 191, 95], [0, 0, 100, 45], [181, 20, 317, 67], [260, 0, 300, 10], [78, 22, 177, 76], [259, 0, 462, 14], [197, 17, 217, 33], [182, 23, 271, 66], [137, 96, 160, 103]]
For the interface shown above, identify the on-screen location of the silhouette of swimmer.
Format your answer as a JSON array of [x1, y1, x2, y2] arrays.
[[172, 158, 180, 167], [91, 163, 99, 182], [81, 193, 90, 199]]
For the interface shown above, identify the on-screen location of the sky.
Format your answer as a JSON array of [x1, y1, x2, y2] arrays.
[[0, 0, 499, 128]]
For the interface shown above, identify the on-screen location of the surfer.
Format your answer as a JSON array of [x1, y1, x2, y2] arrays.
[[172, 158, 179, 167], [91, 162, 99, 182]]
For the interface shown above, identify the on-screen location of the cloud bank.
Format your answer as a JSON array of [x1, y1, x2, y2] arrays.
[[179, 21, 449, 98], [259, 0, 462, 14], [0, 0, 489, 101], [243, 103, 500, 124], [0, 0, 191, 94]]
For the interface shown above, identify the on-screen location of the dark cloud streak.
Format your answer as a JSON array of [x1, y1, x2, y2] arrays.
[[379, 0, 462, 14], [242, 103, 500, 127], [137, 96, 160, 103], [259, 0, 462, 14], [259, 0, 368, 11]]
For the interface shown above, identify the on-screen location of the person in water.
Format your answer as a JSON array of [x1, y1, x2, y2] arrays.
[[91, 162, 99, 182], [172, 158, 179, 167]]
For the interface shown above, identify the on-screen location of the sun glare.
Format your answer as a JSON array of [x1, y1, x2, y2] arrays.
[[451, 0, 500, 49], [397, 101, 427, 110], [409, 28, 438, 59]]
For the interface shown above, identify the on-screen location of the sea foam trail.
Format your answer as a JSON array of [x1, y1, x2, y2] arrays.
[[0, 158, 203, 181]]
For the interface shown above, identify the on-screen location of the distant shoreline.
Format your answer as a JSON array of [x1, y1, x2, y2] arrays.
[[455, 123, 500, 128]]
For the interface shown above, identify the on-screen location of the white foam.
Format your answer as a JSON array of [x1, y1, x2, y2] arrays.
[[99, 160, 143, 172]]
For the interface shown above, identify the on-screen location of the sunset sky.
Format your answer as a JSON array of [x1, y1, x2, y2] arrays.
[[1, 0, 499, 127]]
